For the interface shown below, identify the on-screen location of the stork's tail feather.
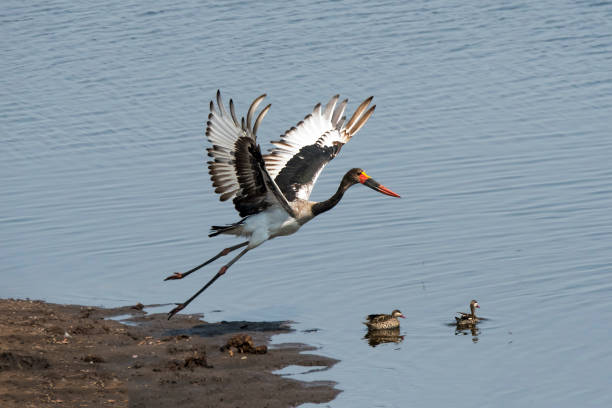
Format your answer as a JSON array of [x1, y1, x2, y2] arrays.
[[209, 226, 232, 237], [208, 218, 247, 237]]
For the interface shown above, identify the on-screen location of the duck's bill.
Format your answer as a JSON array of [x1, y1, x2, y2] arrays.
[[361, 176, 401, 198], [399, 314, 406, 319]]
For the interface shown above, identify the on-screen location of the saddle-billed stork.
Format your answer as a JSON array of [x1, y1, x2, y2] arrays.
[[165, 91, 400, 318]]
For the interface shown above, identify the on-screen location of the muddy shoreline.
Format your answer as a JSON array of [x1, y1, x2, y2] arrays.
[[0, 299, 339, 407]]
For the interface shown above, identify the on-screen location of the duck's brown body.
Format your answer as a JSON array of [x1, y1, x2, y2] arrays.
[[364, 309, 405, 330], [455, 314, 479, 327]]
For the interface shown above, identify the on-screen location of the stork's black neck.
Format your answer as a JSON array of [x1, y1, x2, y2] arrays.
[[311, 178, 354, 217]]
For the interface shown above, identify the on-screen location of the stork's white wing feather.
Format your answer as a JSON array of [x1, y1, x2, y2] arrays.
[[264, 95, 375, 201]]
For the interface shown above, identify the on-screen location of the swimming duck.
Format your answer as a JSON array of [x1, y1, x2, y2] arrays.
[[455, 299, 480, 327], [364, 309, 405, 330]]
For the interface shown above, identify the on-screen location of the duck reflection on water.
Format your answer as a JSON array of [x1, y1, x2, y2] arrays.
[[454, 326, 481, 343], [364, 328, 404, 347]]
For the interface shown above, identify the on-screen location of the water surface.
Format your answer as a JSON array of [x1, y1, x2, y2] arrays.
[[2, 1, 612, 406]]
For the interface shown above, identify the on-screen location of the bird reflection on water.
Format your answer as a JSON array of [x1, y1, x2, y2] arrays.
[[364, 328, 404, 347], [454, 326, 481, 343]]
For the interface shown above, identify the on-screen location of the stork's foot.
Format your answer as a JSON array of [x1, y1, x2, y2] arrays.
[[167, 303, 185, 320], [164, 272, 184, 281]]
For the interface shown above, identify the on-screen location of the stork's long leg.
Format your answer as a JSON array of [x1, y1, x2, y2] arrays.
[[167, 247, 251, 319], [164, 241, 248, 281]]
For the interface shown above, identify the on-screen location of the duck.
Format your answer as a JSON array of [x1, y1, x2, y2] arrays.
[[364, 309, 405, 330], [455, 299, 480, 327]]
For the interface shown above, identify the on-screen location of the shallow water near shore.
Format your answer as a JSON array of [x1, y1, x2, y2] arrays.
[[3, 1, 612, 406]]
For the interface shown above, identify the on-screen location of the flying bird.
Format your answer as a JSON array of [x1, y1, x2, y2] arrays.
[[165, 91, 400, 318]]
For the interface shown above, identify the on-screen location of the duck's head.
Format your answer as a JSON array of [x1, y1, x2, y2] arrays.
[[391, 309, 405, 319]]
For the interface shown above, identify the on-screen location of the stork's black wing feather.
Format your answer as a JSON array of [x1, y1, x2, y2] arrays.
[[206, 91, 294, 217]]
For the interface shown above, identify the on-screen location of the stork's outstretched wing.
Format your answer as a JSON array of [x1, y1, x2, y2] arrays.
[[264, 95, 375, 202], [206, 91, 294, 218]]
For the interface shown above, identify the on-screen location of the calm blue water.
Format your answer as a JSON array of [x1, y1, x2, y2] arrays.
[[2, 1, 612, 406]]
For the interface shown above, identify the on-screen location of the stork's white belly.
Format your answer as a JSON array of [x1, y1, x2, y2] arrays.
[[243, 207, 302, 248]]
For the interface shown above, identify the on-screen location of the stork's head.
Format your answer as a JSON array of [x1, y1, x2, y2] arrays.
[[345, 168, 400, 198]]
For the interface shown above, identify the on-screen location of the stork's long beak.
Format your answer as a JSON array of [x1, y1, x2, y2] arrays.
[[359, 172, 401, 198]]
